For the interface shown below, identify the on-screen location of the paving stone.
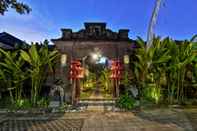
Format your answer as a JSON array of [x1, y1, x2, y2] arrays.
[[0, 119, 84, 131], [0, 108, 196, 131]]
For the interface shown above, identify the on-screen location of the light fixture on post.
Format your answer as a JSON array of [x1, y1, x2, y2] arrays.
[[61, 54, 67, 67], [124, 55, 129, 64], [91, 52, 102, 61], [91, 47, 102, 61], [92, 53, 99, 60]]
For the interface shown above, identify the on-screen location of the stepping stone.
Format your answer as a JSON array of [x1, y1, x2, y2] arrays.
[[78, 99, 116, 111]]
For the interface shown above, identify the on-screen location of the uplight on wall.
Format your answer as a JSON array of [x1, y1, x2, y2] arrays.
[[61, 54, 67, 67], [124, 55, 129, 64]]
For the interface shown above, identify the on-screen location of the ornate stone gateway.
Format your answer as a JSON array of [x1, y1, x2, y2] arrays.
[[52, 22, 133, 104]]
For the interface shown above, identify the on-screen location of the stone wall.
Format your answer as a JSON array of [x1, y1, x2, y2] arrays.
[[51, 22, 134, 102]]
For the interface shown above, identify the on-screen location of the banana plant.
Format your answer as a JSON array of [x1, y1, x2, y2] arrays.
[[149, 38, 171, 103], [177, 42, 193, 103], [191, 36, 197, 83], [133, 37, 149, 87], [0, 49, 27, 103], [133, 37, 171, 103], [166, 39, 195, 104], [20, 43, 58, 105], [0, 66, 14, 103]]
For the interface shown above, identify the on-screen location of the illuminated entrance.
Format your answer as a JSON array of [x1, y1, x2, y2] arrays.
[[52, 22, 133, 105], [69, 55, 123, 104], [80, 53, 112, 100]]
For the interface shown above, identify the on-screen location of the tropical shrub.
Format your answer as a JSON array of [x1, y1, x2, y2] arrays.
[[20, 42, 58, 105], [15, 99, 32, 109], [83, 72, 96, 91], [142, 83, 161, 104], [36, 97, 50, 108], [121, 71, 130, 88], [165, 39, 195, 104], [133, 37, 171, 103], [0, 49, 27, 103], [99, 68, 111, 92], [116, 93, 136, 110], [132, 36, 196, 105]]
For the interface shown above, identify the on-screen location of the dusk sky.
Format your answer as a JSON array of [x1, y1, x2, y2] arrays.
[[0, 0, 196, 43]]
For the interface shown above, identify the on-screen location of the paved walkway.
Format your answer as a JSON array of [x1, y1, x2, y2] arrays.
[[184, 108, 197, 131], [86, 83, 106, 111], [82, 109, 193, 131], [0, 108, 196, 131], [89, 81, 103, 99]]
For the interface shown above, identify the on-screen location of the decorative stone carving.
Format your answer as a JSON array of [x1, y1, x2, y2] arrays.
[[119, 29, 129, 39], [61, 29, 72, 39], [128, 85, 139, 98], [49, 81, 64, 107], [52, 22, 130, 41]]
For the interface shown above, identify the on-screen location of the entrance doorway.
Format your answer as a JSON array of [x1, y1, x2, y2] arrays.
[[80, 55, 113, 100]]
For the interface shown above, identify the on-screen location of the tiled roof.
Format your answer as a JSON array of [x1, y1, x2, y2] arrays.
[[0, 32, 27, 49]]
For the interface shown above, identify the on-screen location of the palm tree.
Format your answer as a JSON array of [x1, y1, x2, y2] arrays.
[[147, 0, 163, 49]]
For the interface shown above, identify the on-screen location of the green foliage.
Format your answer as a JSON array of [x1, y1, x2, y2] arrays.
[[116, 93, 136, 110], [99, 68, 111, 92], [14, 99, 32, 109], [83, 72, 96, 91], [0, 0, 31, 15], [0, 49, 27, 103], [36, 97, 50, 108], [165, 40, 194, 104], [80, 91, 92, 99], [0, 40, 58, 108], [0, 97, 50, 109], [121, 71, 130, 88], [0, 96, 12, 108], [132, 36, 196, 105], [20, 42, 59, 105], [142, 84, 161, 104], [133, 37, 170, 103]]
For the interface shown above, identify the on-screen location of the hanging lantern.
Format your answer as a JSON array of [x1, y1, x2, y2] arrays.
[[124, 55, 129, 64]]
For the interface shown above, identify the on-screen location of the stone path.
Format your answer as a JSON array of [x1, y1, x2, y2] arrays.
[[82, 109, 193, 131], [89, 82, 103, 99], [0, 108, 196, 131], [79, 84, 116, 111], [78, 99, 116, 111], [184, 108, 197, 131], [0, 119, 83, 131]]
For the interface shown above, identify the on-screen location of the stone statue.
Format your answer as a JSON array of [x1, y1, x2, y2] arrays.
[[49, 79, 65, 107]]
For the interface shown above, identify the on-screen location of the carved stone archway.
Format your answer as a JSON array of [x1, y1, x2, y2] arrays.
[[52, 22, 134, 104]]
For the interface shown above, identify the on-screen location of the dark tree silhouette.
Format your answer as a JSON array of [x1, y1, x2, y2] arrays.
[[0, 0, 31, 15]]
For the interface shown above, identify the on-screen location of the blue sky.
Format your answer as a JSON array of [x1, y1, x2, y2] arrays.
[[0, 0, 196, 43]]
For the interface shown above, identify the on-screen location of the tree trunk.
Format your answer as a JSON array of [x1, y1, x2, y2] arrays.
[[147, 0, 162, 49], [71, 79, 76, 105]]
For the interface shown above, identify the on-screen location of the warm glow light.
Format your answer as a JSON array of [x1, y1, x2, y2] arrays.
[[124, 55, 129, 64], [92, 53, 99, 60], [61, 54, 67, 66]]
